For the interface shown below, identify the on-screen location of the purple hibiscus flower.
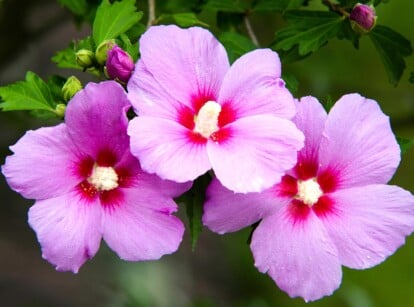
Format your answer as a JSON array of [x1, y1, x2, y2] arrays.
[[127, 25, 304, 193], [203, 94, 414, 301], [2, 81, 190, 273]]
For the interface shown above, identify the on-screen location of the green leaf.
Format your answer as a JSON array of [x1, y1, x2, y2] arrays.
[[119, 34, 139, 62], [252, 0, 306, 12], [0, 72, 57, 114], [58, 0, 88, 16], [369, 25, 413, 86], [321, 95, 335, 112], [157, 13, 209, 28], [52, 36, 94, 70], [219, 32, 256, 63], [409, 71, 414, 83], [281, 72, 299, 94], [47, 75, 67, 103], [216, 11, 245, 31], [274, 10, 343, 55], [93, 0, 143, 45], [177, 174, 211, 251], [397, 137, 414, 155], [203, 0, 247, 13]]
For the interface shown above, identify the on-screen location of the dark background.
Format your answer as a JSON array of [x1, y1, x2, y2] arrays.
[[0, 0, 413, 306]]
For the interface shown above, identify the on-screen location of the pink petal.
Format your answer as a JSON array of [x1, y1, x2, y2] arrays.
[[318, 94, 400, 188], [2, 124, 80, 200], [28, 191, 102, 273], [102, 188, 184, 261], [207, 115, 304, 193], [251, 206, 342, 302], [294, 96, 327, 173], [127, 61, 183, 120], [218, 49, 296, 120], [65, 81, 131, 160], [136, 171, 192, 201], [203, 178, 283, 234], [322, 185, 414, 269], [139, 25, 229, 108], [128, 117, 210, 182]]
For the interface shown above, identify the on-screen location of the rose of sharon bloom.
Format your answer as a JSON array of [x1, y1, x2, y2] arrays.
[[2, 81, 190, 273], [203, 94, 414, 301], [127, 25, 304, 193]]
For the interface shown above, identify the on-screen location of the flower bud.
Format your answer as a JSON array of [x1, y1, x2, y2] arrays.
[[106, 45, 135, 83], [55, 103, 67, 118], [76, 49, 95, 68], [350, 3, 377, 34], [62, 76, 82, 102], [95, 39, 116, 65]]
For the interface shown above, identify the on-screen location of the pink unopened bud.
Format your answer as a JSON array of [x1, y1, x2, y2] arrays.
[[106, 46, 135, 83], [350, 3, 377, 34]]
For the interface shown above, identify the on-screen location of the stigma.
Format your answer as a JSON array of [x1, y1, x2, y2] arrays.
[[296, 178, 323, 207], [87, 164, 119, 191], [194, 101, 221, 138]]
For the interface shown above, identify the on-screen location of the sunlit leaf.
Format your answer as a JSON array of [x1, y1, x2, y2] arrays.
[[93, 0, 143, 45], [0, 72, 57, 114]]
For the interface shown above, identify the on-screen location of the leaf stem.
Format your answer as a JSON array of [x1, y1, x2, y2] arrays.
[[322, 0, 350, 18], [147, 0, 156, 27], [244, 14, 259, 47]]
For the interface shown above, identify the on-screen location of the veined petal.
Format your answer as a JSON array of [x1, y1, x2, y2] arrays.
[[102, 188, 184, 261], [218, 49, 296, 120], [127, 61, 183, 120], [322, 185, 414, 269], [294, 96, 327, 178], [203, 178, 283, 234], [2, 124, 80, 200], [207, 115, 304, 193], [139, 25, 229, 109], [251, 206, 342, 302], [128, 117, 210, 182], [65, 81, 131, 161], [28, 191, 102, 273], [318, 94, 400, 188]]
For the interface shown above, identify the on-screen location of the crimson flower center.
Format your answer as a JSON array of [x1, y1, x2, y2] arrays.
[[193, 100, 221, 138], [296, 177, 323, 207], [87, 164, 119, 191]]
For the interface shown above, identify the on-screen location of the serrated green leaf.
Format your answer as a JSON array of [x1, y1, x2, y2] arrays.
[[252, 0, 305, 12], [397, 137, 414, 155], [158, 13, 209, 28], [93, 0, 143, 45], [119, 34, 139, 62], [0, 72, 57, 114], [219, 32, 256, 63], [369, 25, 413, 86], [204, 0, 247, 12], [338, 20, 360, 49], [58, 0, 88, 16], [52, 36, 94, 69], [275, 10, 343, 55], [275, 45, 310, 63]]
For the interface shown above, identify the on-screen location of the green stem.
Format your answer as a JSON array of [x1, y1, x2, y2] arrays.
[[147, 0, 156, 27], [322, 0, 350, 18], [244, 14, 259, 47]]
